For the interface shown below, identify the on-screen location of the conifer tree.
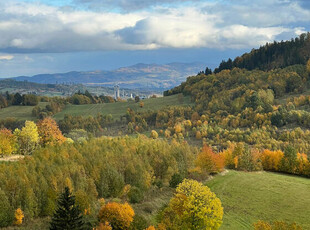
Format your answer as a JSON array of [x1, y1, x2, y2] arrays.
[[50, 187, 85, 230]]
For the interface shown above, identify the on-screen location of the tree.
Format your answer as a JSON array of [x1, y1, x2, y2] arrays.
[[150, 130, 158, 139], [22, 94, 39, 106], [280, 146, 298, 173], [12, 93, 22, 105], [0, 128, 17, 156], [37, 117, 66, 146], [14, 121, 39, 155], [96, 222, 112, 230], [254, 220, 302, 230], [98, 202, 135, 230], [161, 179, 223, 230], [50, 187, 85, 230], [135, 96, 140, 103], [195, 145, 225, 174], [14, 208, 24, 226], [0, 190, 14, 227], [307, 59, 310, 75]]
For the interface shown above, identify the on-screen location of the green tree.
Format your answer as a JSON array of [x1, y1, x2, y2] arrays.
[[12, 93, 22, 105], [0, 190, 14, 227], [50, 187, 85, 230]]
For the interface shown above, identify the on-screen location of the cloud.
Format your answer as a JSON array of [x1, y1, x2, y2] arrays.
[[0, 0, 308, 53], [74, 0, 202, 11], [0, 54, 14, 60]]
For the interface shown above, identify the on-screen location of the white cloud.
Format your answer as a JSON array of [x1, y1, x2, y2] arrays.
[[0, 0, 308, 53], [0, 54, 14, 60]]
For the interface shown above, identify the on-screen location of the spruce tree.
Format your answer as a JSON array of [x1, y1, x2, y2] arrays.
[[50, 187, 85, 230]]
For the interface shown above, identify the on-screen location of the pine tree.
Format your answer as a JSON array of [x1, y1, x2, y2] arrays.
[[50, 187, 85, 230]]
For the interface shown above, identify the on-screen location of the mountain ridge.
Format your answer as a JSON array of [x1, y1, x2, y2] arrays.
[[10, 62, 206, 90]]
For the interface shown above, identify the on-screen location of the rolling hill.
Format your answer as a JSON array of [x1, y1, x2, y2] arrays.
[[11, 62, 206, 90]]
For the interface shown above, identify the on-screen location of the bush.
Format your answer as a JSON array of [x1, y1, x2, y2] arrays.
[[128, 186, 144, 203], [129, 215, 148, 230], [169, 173, 183, 188]]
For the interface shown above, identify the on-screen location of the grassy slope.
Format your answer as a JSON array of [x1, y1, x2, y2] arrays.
[[54, 94, 192, 120], [206, 170, 310, 230], [0, 102, 48, 120]]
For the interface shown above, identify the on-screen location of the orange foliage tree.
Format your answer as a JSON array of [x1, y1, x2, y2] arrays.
[[14, 208, 24, 226], [98, 202, 135, 230], [195, 145, 225, 174], [37, 117, 66, 146]]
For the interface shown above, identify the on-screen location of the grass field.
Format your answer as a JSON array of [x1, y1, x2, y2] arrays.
[[206, 170, 310, 230], [0, 102, 48, 120], [54, 94, 192, 120]]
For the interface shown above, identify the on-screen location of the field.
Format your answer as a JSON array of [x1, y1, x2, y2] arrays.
[[0, 95, 191, 121], [0, 102, 48, 120], [54, 94, 192, 120], [206, 170, 310, 230]]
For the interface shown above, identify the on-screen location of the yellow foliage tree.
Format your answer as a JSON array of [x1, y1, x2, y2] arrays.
[[161, 179, 223, 230], [98, 202, 135, 230], [0, 128, 17, 156], [260, 150, 284, 171], [96, 222, 112, 230], [145, 226, 156, 230], [14, 208, 24, 226], [195, 131, 202, 140], [37, 117, 66, 146], [150, 130, 159, 139], [14, 121, 39, 155], [307, 59, 310, 74], [174, 124, 182, 134]]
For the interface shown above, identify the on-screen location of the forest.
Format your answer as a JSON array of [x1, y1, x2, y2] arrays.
[[0, 34, 310, 229]]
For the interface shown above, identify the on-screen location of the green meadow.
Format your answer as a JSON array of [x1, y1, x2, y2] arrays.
[[206, 170, 310, 230]]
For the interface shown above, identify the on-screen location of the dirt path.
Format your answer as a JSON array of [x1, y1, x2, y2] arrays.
[[0, 155, 25, 162]]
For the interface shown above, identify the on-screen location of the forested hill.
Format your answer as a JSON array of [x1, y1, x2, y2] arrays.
[[212, 33, 310, 73]]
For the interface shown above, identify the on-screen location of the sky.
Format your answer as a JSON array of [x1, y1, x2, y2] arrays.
[[0, 0, 309, 77]]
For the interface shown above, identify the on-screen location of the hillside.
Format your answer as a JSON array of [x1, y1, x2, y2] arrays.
[[11, 62, 206, 90], [212, 33, 310, 73], [206, 170, 310, 229]]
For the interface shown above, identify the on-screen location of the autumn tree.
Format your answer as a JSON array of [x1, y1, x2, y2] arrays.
[[37, 117, 66, 146], [14, 121, 39, 155], [161, 179, 223, 230], [260, 150, 284, 171], [98, 202, 135, 230], [307, 59, 310, 75], [14, 208, 24, 226], [50, 187, 85, 230], [254, 220, 302, 230], [150, 130, 158, 139], [195, 145, 225, 174], [95, 222, 112, 230], [0, 128, 17, 156]]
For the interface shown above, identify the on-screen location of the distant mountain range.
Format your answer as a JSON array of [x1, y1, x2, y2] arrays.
[[11, 62, 206, 90]]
